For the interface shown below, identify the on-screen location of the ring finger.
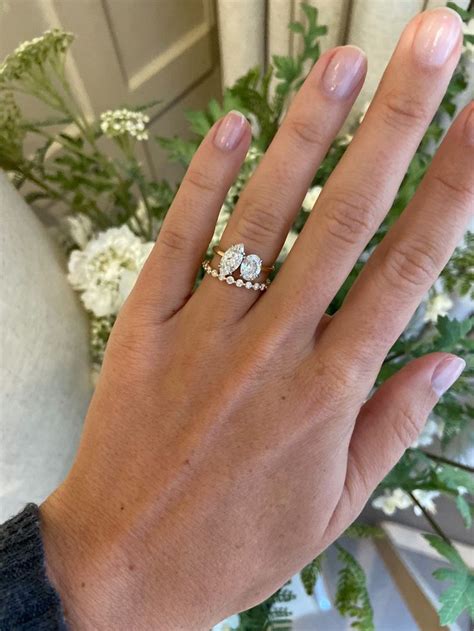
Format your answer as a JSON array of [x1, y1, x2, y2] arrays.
[[197, 45, 367, 318]]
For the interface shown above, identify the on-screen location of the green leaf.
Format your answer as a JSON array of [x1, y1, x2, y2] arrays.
[[335, 544, 374, 630], [436, 464, 474, 496], [344, 523, 385, 539], [288, 22, 304, 34], [424, 535, 467, 572], [435, 569, 474, 625], [300, 555, 322, 595], [433, 316, 474, 352], [424, 535, 474, 624], [185, 109, 211, 136], [456, 495, 473, 529]]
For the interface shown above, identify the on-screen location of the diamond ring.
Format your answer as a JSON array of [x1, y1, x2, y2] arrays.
[[212, 243, 274, 281], [202, 260, 269, 291]]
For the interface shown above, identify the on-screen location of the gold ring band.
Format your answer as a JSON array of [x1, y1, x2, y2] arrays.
[[212, 245, 274, 272]]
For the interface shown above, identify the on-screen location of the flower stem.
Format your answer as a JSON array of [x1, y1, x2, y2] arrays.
[[422, 452, 474, 474], [407, 492, 451, 543]]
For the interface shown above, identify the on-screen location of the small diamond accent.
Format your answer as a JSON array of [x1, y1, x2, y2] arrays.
[[211, 269, 218, 277], [236, 279, 243, 287], [245, 281, 252, 289], [226, 276, 235, 284]]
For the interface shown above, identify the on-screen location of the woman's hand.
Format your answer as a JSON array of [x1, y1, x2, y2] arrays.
[[41, 8, 472, 630]]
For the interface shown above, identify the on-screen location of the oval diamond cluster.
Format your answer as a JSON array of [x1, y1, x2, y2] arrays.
[[218, 243, 263, 281]]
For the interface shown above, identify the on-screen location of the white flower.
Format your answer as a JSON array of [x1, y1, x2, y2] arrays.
[[246, 113, 260, 139], [411, 417, 442, 448], [278, 230, 299, 262], [100, 108, 150, 141], [411, 490, 439, 516], [358, 100, 371, 124], [210, 204, 232, 251], [424, 292, 453, 323], [66, 213, 93, 249], [68, 225, 154, 317], [339, 133, 353, 145], [372, 488, 440, 517], [372, 488, 412, 516], [302, 185, 322, 212]]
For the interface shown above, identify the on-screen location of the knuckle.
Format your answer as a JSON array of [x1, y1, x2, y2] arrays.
[[323, 191, 378, 246], [310, 353, 363, 410], [380, 240, 439, 292], [236, 197, 283, 244], [286, 115, 326, 148], [185, 166, 216, 194], [393, 405, 423, 449], [430, 172, 473, 205], [158, 226, 188, 259], [379, 90, 428, 133]]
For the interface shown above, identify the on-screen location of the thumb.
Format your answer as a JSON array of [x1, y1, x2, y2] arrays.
[[330, 353, 465, 534]]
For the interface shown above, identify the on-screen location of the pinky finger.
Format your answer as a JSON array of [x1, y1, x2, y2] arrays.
[[134, 111, 251, 321], [325, 353, 465, 536]]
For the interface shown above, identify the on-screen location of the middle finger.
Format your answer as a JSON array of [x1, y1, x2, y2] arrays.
[[262, 7, 463, 329], [198, 45, 367, 318]]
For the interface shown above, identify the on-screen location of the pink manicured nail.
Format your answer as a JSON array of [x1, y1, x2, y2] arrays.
[[431, 356, 465, 397], [213, 110, 247, 151], [321, 46, 366, 99], [412, 8, 462, 67], [464, 106, 474, 146]]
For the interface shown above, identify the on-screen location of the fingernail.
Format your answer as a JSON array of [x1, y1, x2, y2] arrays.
[[321, 46, 366, 99], [213, 110, 247, 152], [464, 105, 474, 146], [412, 8, 462, 67], [431, 356, 465, 397]]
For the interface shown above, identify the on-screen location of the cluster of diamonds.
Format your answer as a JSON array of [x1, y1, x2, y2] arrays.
[[218, 243, 263, 281], [202, 260, 269, 291]]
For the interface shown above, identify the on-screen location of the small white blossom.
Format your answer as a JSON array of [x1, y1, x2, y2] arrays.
[[411, 417, 443, 448], [0, 29, 73, 83], [412, 490, 439, 516], [302, 185, 322, 212], [68, 225, 154, 317], [372, 489, 412, 516], [278, 230, 299, 262], [246, 112, 260, 139], [372, 488, 439, 517], [66, 213, 93, 249], [100, 109, 150, 141], [358, 100, 371, 124], [339, 133, 353, 145], [424, 292, 453, 323]]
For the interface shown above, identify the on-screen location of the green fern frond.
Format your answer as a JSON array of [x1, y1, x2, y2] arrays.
[[335, 544, 375, 631]]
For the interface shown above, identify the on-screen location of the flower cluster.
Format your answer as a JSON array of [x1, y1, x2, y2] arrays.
[[423, 292, 454, 324], [100, 109, 150, 141], [0, 91, 24, 168], [68, 225, 154, 317], [372, 488, 440, 517], [0, 29, 73, 84]]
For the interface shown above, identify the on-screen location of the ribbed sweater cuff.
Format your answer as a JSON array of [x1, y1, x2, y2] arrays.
[[0, 503, 68, 630]]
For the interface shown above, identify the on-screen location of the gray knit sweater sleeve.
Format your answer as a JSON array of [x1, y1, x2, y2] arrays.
[[0, 504, 68, 630]]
